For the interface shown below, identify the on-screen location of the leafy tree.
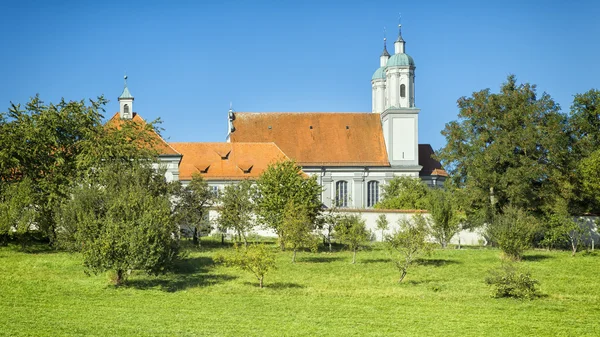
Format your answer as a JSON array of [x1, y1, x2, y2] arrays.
[[427, 187, 461, 248], [375, 176, 429, 210], [56, 161, 180, 285], [335, 214, 370, 264], [316, 206, 343, 252], [487, 206, 537, 260], [173, 174, 214, 246], [0, 178, 38, 249], [386, 214, 432, 282], [281, 200, 319, 263], [437, 75, 570, 225], [216, 180, 255, 247], [255, 160, 322, 250], [375, 214, 389, 242], [569, 89, 600, 158], [216, 244, 276, 288], [0, 95, 161, 245]]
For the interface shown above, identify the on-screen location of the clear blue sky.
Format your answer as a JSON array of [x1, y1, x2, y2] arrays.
[[1, 0, 599, 150]]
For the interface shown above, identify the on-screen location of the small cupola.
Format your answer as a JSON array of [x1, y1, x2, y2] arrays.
[[118, 75, 134, 120]]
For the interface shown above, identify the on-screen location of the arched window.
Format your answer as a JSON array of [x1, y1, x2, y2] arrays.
[[400, 84, 406, 98], [124, 104, 130, 116], [335, 181, 348, 208], [367, 181, 379, 207]]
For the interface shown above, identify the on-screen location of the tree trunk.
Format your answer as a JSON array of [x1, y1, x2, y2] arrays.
[[571, 238, 577, 257], [259, 276, 264, 288], [280, 240, 285, 251], [293, 249, 297, 263], [116, 269, 124, 285], [352, 249, 356, 264], [398, 269, 407, 283], [242, 233, 248, 248], [381, 230, 384, 242], [192, 227, 198, 246], [221, 233, 225, 246]]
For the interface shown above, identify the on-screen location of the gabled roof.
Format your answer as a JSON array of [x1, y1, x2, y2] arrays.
[[229, 112, 390, 166], [418, 144, 448, 177], [105, 112, 181, 156], [170, 142, 289, 180]]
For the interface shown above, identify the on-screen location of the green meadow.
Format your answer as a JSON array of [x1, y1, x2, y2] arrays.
[[0, 242, 598, 336]]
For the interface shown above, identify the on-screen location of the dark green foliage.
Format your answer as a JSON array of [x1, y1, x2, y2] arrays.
[[216, 244, 276, 288], [386, 215, 432, 282], [485, 262, 540, 299], [334, 214, 370, 264], [375, 176, 429, 210], [488, 206, 537, 260], [173, 174, 214, 246], [56, 161, 180, 285], [216, 180, 255, 246], [437, 75, 570, 225], [0, 178, 38, 250], [255, 160, 322, 250]]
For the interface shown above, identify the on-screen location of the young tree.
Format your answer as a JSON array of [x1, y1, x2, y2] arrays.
[[316, 206, 342, 252], [281, 200, 319, 263], [375, 176, 429, 210], [487, 206, 538, 260], [437, 75, 570, 225], [173, 174, 214, 246], [335, 214, 370, 264], [217, 244, 276, 288], [386, 215, 431, 282], [255, 160, 322, 250], [0, 178, 38, 250], [375, 214, 389, 242], [216, 180, 255, 246], [428, 187, 461, 248], [56, 161, 180, 285]]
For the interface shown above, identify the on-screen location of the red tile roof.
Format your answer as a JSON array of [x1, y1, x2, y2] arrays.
[[170, 142, 289, 180], [229, 112, 390, 166], [106, 112, 181, 156]]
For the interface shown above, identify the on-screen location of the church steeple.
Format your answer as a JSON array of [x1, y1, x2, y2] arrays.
[[394, 22, 406, 54], [118, 75, 134, 120], [380, 36, 390, 67]]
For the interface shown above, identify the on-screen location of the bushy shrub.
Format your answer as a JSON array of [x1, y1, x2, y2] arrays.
[[216, 244, 276, 288], [485, 262, 539, 299], [488, 206, 538, 260]]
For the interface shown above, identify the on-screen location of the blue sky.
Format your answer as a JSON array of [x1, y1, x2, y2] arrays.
[[1, 0, 599, 150]]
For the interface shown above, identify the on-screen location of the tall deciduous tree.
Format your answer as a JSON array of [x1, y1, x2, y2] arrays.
[[56, 161, 180, 285], [217, 180, 255, 246], [437, 75, 570, 225], [335, 214, 370, 264], [173, 174, 214, 246], [375, 176, 429, 210], [255, 160, 322, 250]]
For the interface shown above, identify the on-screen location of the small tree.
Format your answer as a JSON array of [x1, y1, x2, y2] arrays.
[[57, 161, 180, 285], [386, 215, 432, 282], [488, 206, 537, 260], [217, 244, 276, 288], [255, 160, 322, 250], [428, 187, 461, 248], [281, 200, 319, 263], [375, 176, 429, 210], [485, 262, 540, 299], [335, 214, 370, 264], [0, 178, 38, 250], [217, 180, 255, 247], [316, 206, 342, 252], [375, 214, 389, 242], [173, 174, 214, 246]]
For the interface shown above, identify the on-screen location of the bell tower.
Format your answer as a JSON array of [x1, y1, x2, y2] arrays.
[[118, 75, 134, 120]]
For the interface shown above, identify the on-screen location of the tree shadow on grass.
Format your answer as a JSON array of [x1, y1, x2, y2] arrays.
[[521, 254, 554, 262], [301, 256, 344, 263], [124, 256, 237, 292], [415, 258, 461, 267], [361, 258, 392, 264], [241, 281, 305, 290]]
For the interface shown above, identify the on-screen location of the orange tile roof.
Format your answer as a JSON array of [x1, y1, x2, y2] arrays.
[[170, 142, 289, 180], [418, 144, 448, 177], [106, 112, 181, 156], [229, 112, 390, 166]]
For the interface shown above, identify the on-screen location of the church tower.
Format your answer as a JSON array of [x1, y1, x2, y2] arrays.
[[376, 22, 421, 169], [371, 36, 389, 114], [118, 75, 134, 120]]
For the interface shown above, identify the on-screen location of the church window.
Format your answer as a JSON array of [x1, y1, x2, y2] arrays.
[[367, 181, 379, 207], [335, 181, 348, 208], [124, 104, 130, 116], [211, 185, 219, 198], [400, 84, 406, 98]]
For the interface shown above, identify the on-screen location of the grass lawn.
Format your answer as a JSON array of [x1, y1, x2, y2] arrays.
[[0, 241, 598, 336]]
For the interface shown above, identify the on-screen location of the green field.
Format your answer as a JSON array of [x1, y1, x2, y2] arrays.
[[0, 242, 598, 336]]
